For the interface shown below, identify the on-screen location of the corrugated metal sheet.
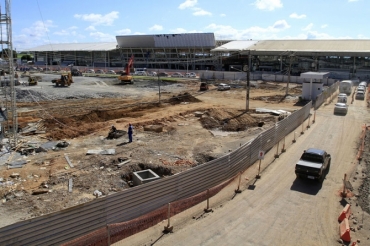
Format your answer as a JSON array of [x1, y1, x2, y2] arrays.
[[24, 42, 118, 52], [116, 33, 215, 48]]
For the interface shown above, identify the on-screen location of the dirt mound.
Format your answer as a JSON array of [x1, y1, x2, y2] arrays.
[[252, 94, 286, 103], [200, 108, 259, 131], [168, 92, 202, 105], [358, 130, 370, 214]]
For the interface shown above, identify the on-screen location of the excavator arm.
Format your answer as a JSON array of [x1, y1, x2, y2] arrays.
[[118, 55, 134, 84]]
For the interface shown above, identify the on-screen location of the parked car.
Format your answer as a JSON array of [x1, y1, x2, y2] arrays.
[[357, 86, 365, 93], [355, 91, 365, 100], [86, 69, 95, 73], [218, 83, 231, 91], [200, 82, 209, 91], [148, 71, 157, 76], [95, 69, 105, 74], [106, 70, 116, 74], [333, 103, 348, 115], [337, 93, 347, 103], [295, 148, 331, 182], [171, 72, 184, 78], [135, 71, 147, 76], [185, 72, 197, 78], [158, 72, 169, 77]]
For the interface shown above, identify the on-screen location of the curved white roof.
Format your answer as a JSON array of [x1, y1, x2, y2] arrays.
[[25, 42, 118, 52]]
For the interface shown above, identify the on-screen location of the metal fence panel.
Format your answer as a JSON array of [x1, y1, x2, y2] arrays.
[[0, 198, 108, 246], [260, 126, 276, 152], [249, 134, 262, 165]]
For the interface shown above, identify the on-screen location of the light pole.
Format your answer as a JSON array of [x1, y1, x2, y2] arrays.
[[231, 65, 250, 111]]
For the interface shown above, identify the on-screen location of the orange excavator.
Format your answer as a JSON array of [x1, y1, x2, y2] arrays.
[[118, 55, 134, 84]]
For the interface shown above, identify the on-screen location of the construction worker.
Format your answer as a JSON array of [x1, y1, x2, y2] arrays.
[[128, 123, 133, 142], [110, 125, 117, 133]]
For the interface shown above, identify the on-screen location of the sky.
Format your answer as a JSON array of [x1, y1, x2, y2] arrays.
[[6, 0, 369, 51]]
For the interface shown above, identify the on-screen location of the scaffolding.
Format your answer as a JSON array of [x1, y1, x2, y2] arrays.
[[0, 0, 17, 147]]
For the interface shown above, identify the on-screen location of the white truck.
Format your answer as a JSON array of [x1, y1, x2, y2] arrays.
[[339, 80, 353, 96]]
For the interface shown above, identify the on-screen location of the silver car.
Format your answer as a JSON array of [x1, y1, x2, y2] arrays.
[[218, 83, 231, 91], [355, 91, 365, 100], [334, 103, 348, 115]]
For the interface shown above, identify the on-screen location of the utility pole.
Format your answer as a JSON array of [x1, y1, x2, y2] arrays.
[[286, 54, 293, 96], [245, 50, 251, 111], [0, 0, 17, 147]]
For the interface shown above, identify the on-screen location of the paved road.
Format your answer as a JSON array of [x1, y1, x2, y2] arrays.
[[117, 96, 369, 246]]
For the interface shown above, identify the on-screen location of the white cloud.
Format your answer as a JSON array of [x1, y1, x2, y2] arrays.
[[206, 20, 290, 40], [348, 0, 358, 2], [21, 20, 54, 39], [89, 32, 116, 41], [220, 13, 226, 17], [253, 0, 283, 11], [179, 0, 197, 9], [357, 34, 369, 39], [74, 11, 119, 26], [306, 31, 333, 39], [85, 26, 96, 31], [321, 24, 328, 29], [149, 24, 163, 31], [116, 29, 131, 35], [302, 23, 313, 31], [54, 30, 70, 36], [193, 8, 212, 16], [289, 13, 306, 19], [171, 28, 188, 33], [272, 20, 290, 30]]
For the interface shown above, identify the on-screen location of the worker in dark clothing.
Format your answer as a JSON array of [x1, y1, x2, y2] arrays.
[[128, 123, 133, 142], [110, 125, 117, 133]]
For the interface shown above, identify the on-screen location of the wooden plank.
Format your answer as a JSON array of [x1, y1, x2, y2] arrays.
[[64, 155, 74, 168], [68, 178, 73, 193]]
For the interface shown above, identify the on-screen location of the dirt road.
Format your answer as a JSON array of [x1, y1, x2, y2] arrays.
[[116, 98, 370, 245]]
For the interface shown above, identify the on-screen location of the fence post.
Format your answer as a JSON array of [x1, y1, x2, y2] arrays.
[[256, 159, 262, 179], [292, 131, 297, 143], [164, 203, 173, 232], [341, 174, 347, 198], [235, 172, 242, 193], [274, 141, 280, 158], [282, 136, 286, 152], [306, 114, 311, 129], [107, 225, 111, 246], [313, 110, 316, 124], [301, 119, 305, 135], [204, 189, 213, 212]]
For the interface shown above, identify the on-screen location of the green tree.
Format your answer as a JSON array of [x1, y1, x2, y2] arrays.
[[0, 48, 17, 59], [21, 54, 33, 61]]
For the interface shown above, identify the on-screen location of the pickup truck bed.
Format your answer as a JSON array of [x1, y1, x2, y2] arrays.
[[295, 148, 331, 182]]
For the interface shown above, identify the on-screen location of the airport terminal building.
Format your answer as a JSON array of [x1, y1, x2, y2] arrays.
[[25, 33, 370, 78]]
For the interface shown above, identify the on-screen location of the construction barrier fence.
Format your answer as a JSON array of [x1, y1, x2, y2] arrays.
[[1, 102, 317, 246]]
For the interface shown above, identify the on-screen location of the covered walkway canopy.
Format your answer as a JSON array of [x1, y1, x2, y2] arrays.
[[211, 40, 370, 56]]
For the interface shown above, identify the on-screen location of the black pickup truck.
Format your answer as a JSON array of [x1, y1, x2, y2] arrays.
[[295, 148, 331, 182]]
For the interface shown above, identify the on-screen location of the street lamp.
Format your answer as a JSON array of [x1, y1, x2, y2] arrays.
[[231, 64, 250, 111]]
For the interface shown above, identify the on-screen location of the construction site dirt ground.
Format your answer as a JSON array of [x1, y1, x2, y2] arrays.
[[0, 76, 302, 226], [1, 75, 370, 245]]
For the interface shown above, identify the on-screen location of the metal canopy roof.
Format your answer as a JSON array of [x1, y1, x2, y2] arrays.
[[24, 42, 118, 52], [211, 40, 258, 52], [116, 33, 215, 48], [213, 40, 370, 56]]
